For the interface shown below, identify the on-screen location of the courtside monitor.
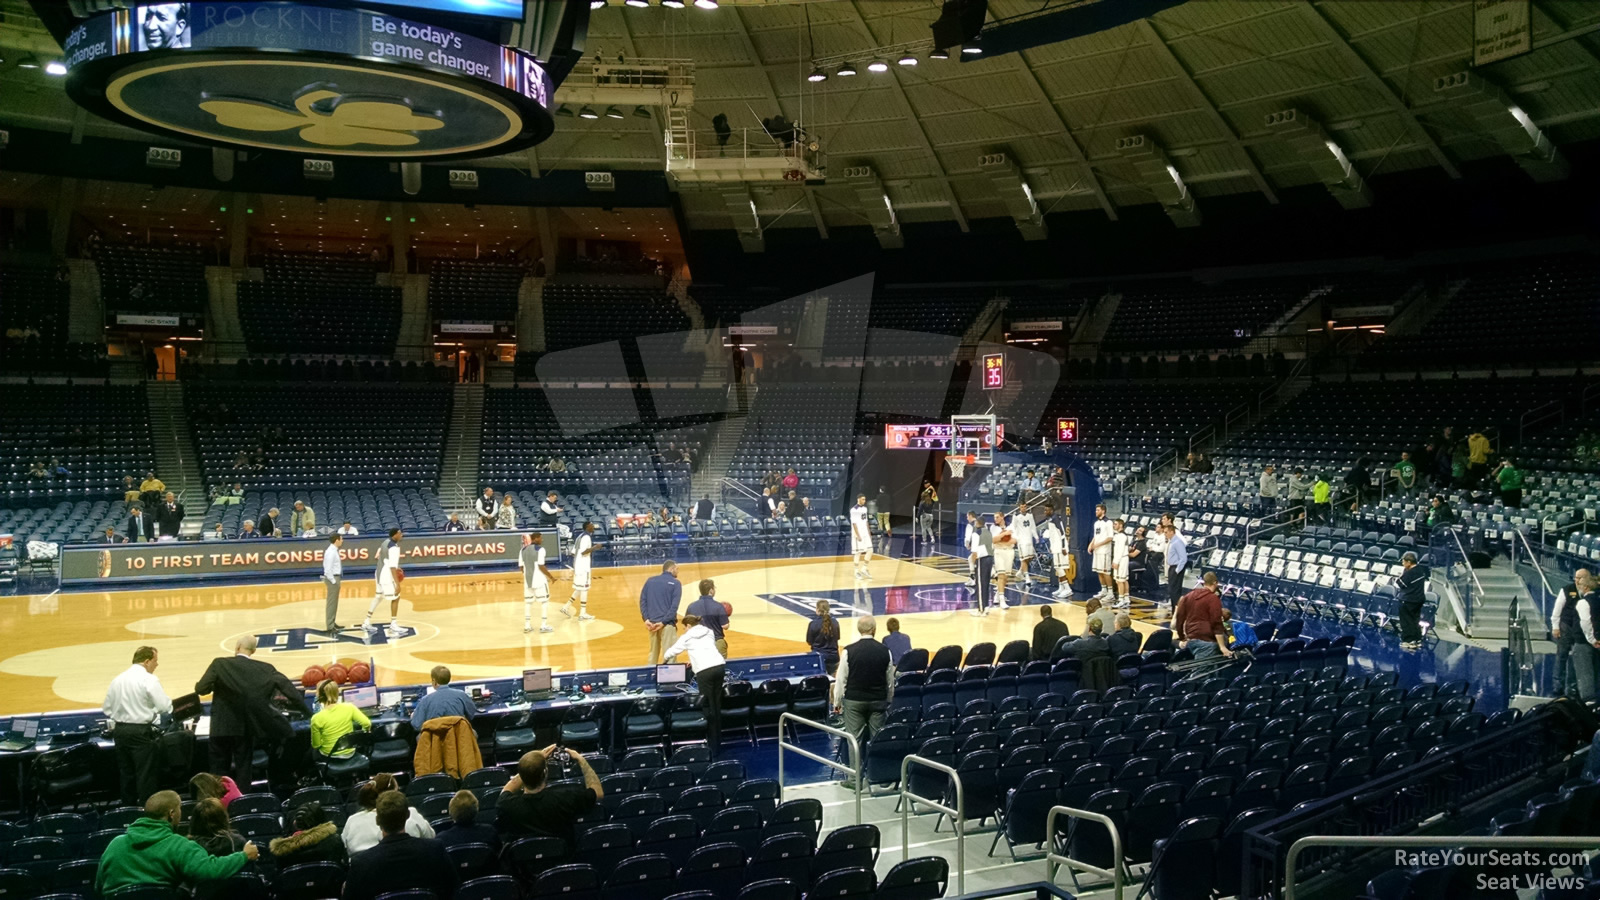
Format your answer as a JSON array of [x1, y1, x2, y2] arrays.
[[523, 667, 553, 692], [656, 663, 688, 687]]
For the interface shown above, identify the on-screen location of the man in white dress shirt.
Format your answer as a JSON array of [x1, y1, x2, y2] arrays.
[[103, 646, 173, 806], [561, 522, 599, 621], [322, 533, 344, 634], [540, 492, 564, 527], [475, 489, 499, 531], [849, 495, 872, 581], [1163, 522, 1188, 611]]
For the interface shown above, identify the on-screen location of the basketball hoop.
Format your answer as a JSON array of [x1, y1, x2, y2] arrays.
[[947, 454, 976, 479]]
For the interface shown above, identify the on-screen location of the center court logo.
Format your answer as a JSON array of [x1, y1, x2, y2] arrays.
[[255, 625, 416, 652]]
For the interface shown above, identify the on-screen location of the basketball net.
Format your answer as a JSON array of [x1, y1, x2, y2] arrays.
[[947, 454, 976, 479]]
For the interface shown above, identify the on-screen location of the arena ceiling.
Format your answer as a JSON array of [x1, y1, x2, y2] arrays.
[[3, 1, 1600, 236]]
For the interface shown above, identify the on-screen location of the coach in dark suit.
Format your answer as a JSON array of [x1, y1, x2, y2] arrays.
[[126, 506, 153, 542], [155, 493, 185, 539], [195, 635, 311, 789]]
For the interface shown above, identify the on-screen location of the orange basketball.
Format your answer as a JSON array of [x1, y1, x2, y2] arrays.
[[348, 663, 372, 683], [721, 601, 733, 617], [301, 666, 326, 689], [326, 664, 350, 684]]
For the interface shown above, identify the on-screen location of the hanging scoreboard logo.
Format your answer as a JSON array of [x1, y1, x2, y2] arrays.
[[982, 353, 1005, 390], [63, 3, 556, 160]]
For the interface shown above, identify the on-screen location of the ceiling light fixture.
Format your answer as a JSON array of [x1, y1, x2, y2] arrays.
[[897, 53, 917, 66], [18, 53, 39, 69], [578, 105, 599, 119], [590, 0, 605, 8], [930, 47, 950, 60], [837, 62, 857, 77], [807, 66, 827, 82], [624, 0, 648, 7], [694, 0, 718, 8], [662, 0, 685, 6], [867, 59, 889, 72], [963, 37, 983, 55], [632, 105, 652, 119], [604, 105, 625, 119], [555, 105, 574, 117]]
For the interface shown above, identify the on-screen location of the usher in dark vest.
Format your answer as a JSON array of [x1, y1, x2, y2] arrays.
[[843, 639, 890, 702]]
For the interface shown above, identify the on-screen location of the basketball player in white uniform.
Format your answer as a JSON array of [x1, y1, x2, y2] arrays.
[[849, 495, 872, 580], [1089, 504, 1114, 601], [363, 528, 404, 638], [1111, 518, 1130, 608], [1013, 507, 1037, 585], [990, 511, 1014, 610], [561, 521, 599, 621], [521, 532, 558, 633], [1040, 505, 1071, 598]]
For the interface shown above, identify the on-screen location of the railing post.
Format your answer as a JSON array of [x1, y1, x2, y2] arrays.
[[777, 713, 862, 824], [900, 754, 965, 896], [1044, 806, 1123, 899]]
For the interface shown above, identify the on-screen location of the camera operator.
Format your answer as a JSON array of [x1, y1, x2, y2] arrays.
[[495, 744, 604, 852]]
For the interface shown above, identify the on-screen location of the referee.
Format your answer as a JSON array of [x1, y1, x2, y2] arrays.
[[103, 646, 173, 807]]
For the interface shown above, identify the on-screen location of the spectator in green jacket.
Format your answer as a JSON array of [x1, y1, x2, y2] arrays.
[[1495, 459, 1525, 508], [96, 790, 258, 896]]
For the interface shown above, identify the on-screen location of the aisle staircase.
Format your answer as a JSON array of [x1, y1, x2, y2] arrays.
[[1467, 559, 1535, 640], [145, 382, 205, 534], [440, 383, 485, 504], [1068, 292, 1121, 358], [691, 386, 756, 501]]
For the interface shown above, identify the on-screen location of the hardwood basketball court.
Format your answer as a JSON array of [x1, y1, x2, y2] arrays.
[[0, 553, 1162, 716]]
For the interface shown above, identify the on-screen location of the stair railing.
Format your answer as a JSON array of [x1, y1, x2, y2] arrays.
[[1509, 526, 1558, 627]]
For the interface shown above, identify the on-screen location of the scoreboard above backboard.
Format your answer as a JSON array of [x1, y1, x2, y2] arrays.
[[1056, 418, 1081, 443], [982, 353, 1005, 390], [886, 423, 1005, 451]]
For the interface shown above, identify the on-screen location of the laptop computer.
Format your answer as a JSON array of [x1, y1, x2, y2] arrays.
[[171, 692, 203, 723], [343, 685, 379, 714], [0, 718, 38, 752], [655, 663, 692, 692], [522, 667, 556, 701]]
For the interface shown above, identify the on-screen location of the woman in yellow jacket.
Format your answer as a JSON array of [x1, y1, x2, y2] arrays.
[[310, 680, 370, 757]]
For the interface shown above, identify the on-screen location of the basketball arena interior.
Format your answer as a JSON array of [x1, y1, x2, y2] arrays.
[[2, 1, 1600, 898]]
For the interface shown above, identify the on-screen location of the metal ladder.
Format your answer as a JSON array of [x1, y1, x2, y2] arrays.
[[666, 106, 693, 162]]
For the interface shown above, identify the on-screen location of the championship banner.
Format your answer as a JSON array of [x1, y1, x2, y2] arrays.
[[438, 321, 497, 333], [61, 530, 559, 585]]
